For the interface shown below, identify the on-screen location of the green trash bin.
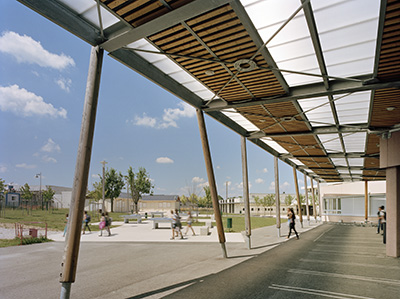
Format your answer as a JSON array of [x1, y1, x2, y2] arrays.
[[227, 218, 232, 229]]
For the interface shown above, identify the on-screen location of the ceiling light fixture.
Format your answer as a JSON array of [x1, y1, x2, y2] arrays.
[[386, 107, 396, 111], [205, 70, 214, 76]]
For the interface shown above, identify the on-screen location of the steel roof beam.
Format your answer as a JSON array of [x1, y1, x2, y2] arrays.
[[230, 0, 290, 94], [248, 124, 368, 138], [204, 77, 400, 111], [100, 0, 233, 52], [17, 0, 101, 45], [281, 153, 378, 159]]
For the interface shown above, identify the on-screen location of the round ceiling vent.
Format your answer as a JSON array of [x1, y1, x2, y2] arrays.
[[234, 59, 257, 72]]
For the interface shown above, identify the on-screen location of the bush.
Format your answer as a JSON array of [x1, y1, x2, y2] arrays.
[[21, 236, 52, 245]]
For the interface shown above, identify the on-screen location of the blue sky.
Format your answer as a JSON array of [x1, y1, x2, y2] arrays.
[[0, 0, 308, 197]]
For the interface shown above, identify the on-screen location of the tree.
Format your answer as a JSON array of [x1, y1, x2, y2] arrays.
[[198, 186, 212, 208], [42, 186, 55, 210], [0, 178, 5, 193], [20, 183, 33, 200], [42, 186, 55, 202], [126, 166, 153, 213], [284, 194, 294, 207], [87, 181, 103, 202], [105, 168, 125, 212]]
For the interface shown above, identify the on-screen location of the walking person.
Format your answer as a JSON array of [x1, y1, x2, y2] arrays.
[[184, 211, 196, 236], [287, 208, 299, 239], [99, 212, 106, 236], [82, 211, 91, 234], [171, 209, 184, 240], [105, 212, 112, 236], [377, 205, 386, 235]]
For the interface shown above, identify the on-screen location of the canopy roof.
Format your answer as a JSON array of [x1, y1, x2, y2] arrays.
[[19, 0, 400, 182]]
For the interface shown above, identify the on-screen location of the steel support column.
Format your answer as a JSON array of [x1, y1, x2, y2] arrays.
[[304, 174, 310, 224], [196, 109, 227, 258], [274, 157, 281, 237], [293, 168, 303, 227], [59, 46, 104, 298], [318, 181, 323, 222], [311, 178, 316, 220], [241, 136, 251, 249]]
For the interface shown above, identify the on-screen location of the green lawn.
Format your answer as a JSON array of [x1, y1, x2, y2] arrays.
[[0, 208, 125, 231]]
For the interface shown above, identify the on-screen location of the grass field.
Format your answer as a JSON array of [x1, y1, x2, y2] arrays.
[[0, 209, 279, 247]]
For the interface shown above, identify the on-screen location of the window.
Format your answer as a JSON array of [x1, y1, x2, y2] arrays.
[[324, 198, 341, 214]]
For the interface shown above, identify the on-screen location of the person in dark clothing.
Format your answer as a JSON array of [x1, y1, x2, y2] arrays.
[[287, 208, 299, 239]]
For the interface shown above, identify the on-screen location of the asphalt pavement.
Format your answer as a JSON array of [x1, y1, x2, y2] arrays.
[[1, 220, 398, 299]]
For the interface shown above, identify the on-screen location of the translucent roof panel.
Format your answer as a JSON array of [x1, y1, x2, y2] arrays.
[[331, 158, 347, 167], [222, 109, 260, 132], [60, 0, 119, 30], [298, 97, 335, 127], [289, 158, 305, 166], [317, 134, 342, 153], [335, 91, 371, 125], [244, 0, 322, 86], [260, 137, 289, 154], [313, 0, 379, 78], [343, 132, 367, 153], [348, 158, 364, 167]]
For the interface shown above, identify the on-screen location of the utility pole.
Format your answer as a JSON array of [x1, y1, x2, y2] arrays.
[[100, 160, 107, 211], [35, 172, 42, 209]]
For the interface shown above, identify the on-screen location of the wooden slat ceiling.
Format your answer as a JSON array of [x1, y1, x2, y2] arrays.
[[97, 0, 400, 183], [363, 0, 400, 181]]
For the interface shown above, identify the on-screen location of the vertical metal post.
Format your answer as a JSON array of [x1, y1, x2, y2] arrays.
[[317, 181, 323, 221], [365, 180, 368, 222], [196, 109, 227, 258], [241, 136, 251, 249], [293, 167, 303, 227], [274, 157, 281, 237], [59, 46, 103, 298], [304, 173, 310, 225], [311, 178, 316, 221], [100, 160, 107, 211]]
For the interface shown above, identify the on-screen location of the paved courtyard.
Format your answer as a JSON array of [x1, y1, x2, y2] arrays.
[[1, 221, 398, 299]]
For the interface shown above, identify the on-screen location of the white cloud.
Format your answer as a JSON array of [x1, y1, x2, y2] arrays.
[[92, 174, 100, 179], [0, 31, 75, 70], [269, 182, 275, 191], [281, 181, 290, 192], [0, 165, 7, 173], [133, 113, 157, 127], [269, 181, 290, 192], [192, 177, 205, 183], [55, 77, 72, 93], [198, 181, 209, 189], [156, 157, 174, 164], [16, 163, 36, 169], [41, 138, 61, 153], [263, 168, 268, 173], [0, 84, 67, 118], [42, 155, 57, 163], [159, 102, 196, 128], [255, 178, 264, 184], [236, 182, 252, 190], [132, 102, 195, 129]]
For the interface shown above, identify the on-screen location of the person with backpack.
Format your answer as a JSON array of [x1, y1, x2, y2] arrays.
[[105, 212, 112, 236], [82, 211, 91, 234], [377, 206, 386, 234], [287, 208, 299, 240]]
